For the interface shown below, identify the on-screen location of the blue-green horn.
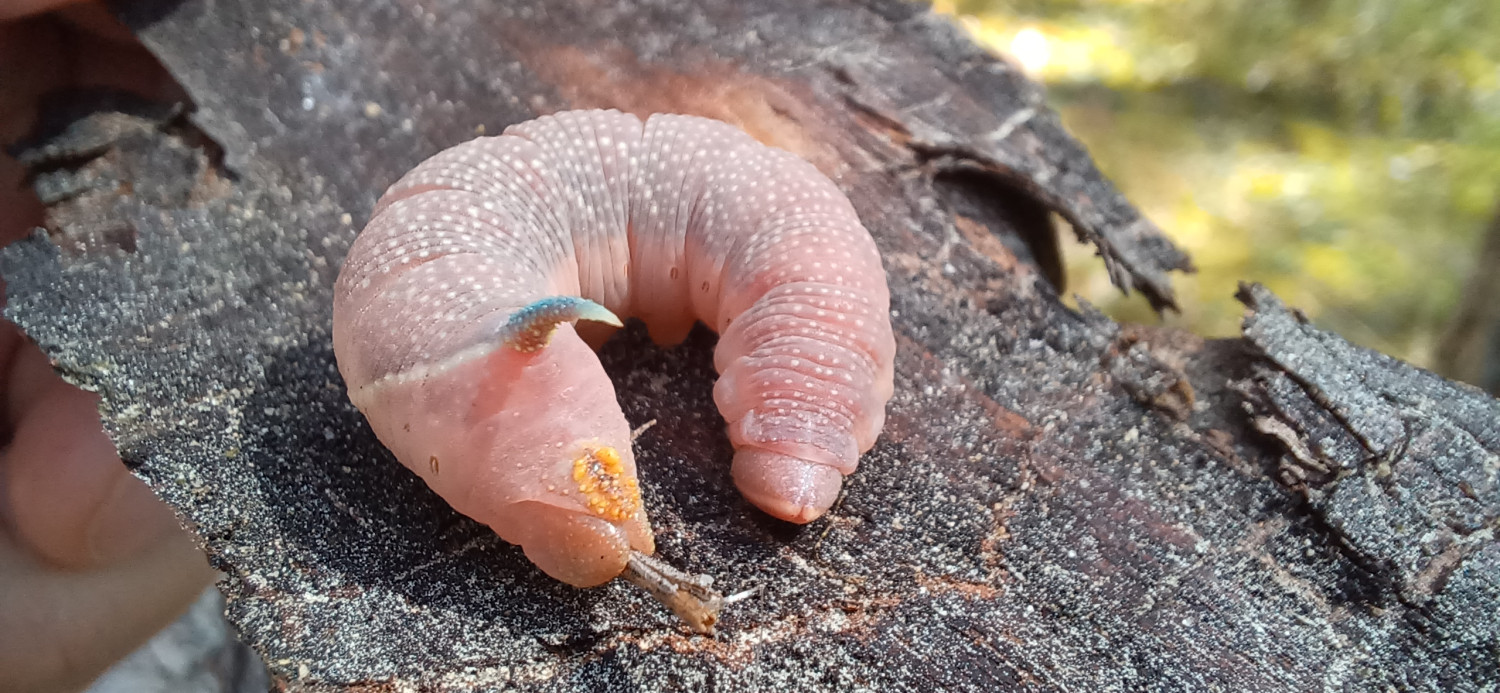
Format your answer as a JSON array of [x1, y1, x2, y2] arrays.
[[501, 296, 624, 352]]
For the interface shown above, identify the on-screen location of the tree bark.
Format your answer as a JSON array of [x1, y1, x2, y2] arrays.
[[3, 0, 1495, 690], [1438, 202, 1500, 395]]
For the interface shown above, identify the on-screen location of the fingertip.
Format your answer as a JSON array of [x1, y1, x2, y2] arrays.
[[89, 458, 187, 562], [2, 367, 180, 569], [0, 518, 216, 693]]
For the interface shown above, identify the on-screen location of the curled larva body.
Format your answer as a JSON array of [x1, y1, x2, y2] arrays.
[[332, 110, 895, 590]]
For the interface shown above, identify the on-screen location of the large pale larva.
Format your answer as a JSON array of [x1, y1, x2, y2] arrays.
[[331, 110, 895, 629]]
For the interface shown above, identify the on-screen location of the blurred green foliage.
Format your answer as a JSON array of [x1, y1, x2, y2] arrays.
[[938, 0, 1500, 367]]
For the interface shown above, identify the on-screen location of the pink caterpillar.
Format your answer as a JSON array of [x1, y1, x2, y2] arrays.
[[332, 110, 894, 603]]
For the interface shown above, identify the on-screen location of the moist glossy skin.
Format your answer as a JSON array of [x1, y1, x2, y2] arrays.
[[332, 110, 894, 587]]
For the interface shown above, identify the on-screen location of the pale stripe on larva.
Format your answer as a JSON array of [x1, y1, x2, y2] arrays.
[[331, 110, 895, 625]]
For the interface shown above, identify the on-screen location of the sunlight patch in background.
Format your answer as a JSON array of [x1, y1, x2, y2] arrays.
[[934, 0, 1500, 377]]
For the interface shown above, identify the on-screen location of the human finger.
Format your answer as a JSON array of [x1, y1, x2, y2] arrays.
[[0, 334, 187, 568], [0, 0, 89, 23]]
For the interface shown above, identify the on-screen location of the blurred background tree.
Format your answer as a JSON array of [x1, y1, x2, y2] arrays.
[[935, 0, 1500, 391]]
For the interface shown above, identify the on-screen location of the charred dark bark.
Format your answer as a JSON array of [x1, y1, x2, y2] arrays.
[[2, 1, 1495, 690]]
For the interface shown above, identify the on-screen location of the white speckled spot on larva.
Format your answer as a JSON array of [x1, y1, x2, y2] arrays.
[[332, 110, 895, 591]]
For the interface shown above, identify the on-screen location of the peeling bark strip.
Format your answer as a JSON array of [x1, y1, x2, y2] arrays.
[[2, 0, 1495, 690], [333, 110, 894, 598], [1237, 284, 1500, 604]]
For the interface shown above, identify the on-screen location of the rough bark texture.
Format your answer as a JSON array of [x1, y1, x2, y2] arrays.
[[3, 1, 1495, 690]]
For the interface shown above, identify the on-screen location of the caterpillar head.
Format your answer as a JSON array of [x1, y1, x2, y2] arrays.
[[471, 296, 655, 586]]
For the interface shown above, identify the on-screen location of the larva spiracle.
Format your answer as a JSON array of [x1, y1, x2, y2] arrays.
[[332, 110, 895, 629]]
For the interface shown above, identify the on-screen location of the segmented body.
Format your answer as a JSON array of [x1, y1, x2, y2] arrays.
[[332, 110, 894, 587]]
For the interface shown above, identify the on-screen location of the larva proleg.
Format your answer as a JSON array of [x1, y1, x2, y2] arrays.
[[332, 110, 895, 627]]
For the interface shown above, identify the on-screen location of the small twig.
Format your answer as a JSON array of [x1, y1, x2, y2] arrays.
[[722, 584, 763, 605], [621, 550, 724, 634], [622, 420, 730, 633], [630, 419, 658, 442]]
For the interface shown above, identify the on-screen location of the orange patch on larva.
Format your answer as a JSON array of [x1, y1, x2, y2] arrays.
[[570, 446, 641, 523], [508, 323, 556, 353]]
